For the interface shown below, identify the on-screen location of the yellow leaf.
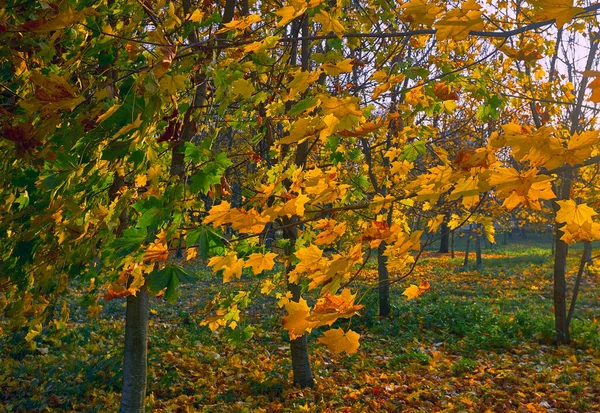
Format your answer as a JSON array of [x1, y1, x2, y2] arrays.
[[531, 0, 583, 27], [285, 70, 321, 101], [134, 174, 147, 188], [208, 252, 244, 283], [97, 103, 122, 124], [313, 10, 345, 38], [588, 76, 600, 103], [203, 201, 232, 227], [245, 252, 277, 275], [188, 9, 204, 22], [556, 200, 597, 229], [310, 289, 364, 327], [260, 279, 275, 295], [282, 298, 316, 339], [317, 328, 360, 354], [321, 59, 354, 76], [159, 74, 188, 95], [25, 324, 43, 342], [216, 14, 261, 34], [186, 248, 198, 261], [143, 230, 169, 263], [113, 114, 143, 139], [400, 0, 444, 26], [275, 6, 304, 27], [427, 214, 445, 233], [229, 208, 269, 234], [434, 0, 485, 41], [295, 244, 323, 267], [230, 78, 255, 99], [402, 281, 430, 300]]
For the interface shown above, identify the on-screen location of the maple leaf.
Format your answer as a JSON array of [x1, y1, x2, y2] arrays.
[[313, 9, 345, 38], [295, 244, 324, 268], [314, 220, 346, 246], [555, 200, 597, 229], [434, 0, 485, 41], [320, 59, 354, 76], [427, 214, 445, 233], [317, 328, 360, 354], [203, 201, 232, 227], [245, 252, 277, 275], [282, 298, 316, 339], [488, 167, 556, 210], [587, 74, 600, 103], [143, 230, 169, 263], [310, 289, 364, 327], [530, 0, 583, 28], [228, 208, 269, 234], [208, 252, 244, 283], [216, 14, 261, 34], [18, 7, 99, 33], [230, 78, 255, 99], [564, 130, 600, 166], [400, 0, 443, 26], [402, 281, 430, 300], [26, 72, 84, 113], [186, 248, 198, 261]]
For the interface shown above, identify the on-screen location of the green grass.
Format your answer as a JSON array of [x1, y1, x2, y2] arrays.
[[2, 241, 600, 412]]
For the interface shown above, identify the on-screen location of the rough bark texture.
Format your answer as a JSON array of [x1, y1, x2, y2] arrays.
[[119, 287, 149, 413]]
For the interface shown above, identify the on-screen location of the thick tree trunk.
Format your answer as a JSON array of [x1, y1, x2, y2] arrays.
[[553, 173, 572, 345], [450, 231, 455, 259], [288, 280, 314, 387], [438, 221, 449, 253], [377, 242, 390, 317], [120, 287, 149, 413]]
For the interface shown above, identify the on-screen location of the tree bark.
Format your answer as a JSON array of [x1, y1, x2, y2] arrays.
[[281, 16, 314, 388], [438, 220, 450, 253], [120, 287, 149, 413], [463, 230, 471, 268], [552, 173, 572, 345], [475, 225, 483, 267]]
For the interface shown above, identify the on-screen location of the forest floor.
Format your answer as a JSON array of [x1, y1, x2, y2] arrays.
[[1, 237, 600, 412]]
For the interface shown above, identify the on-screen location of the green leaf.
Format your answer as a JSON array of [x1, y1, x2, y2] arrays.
[[289, 96, 320, 116], [109, 227, 146, 256], [146, 265, 194, 302], [400, 140, 426, 162]]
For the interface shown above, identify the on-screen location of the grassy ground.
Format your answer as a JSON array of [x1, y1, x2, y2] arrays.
[[1, 236, 600, 412]]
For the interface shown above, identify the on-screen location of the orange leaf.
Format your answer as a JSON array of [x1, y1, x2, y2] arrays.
[[317, 328, 360, 354]]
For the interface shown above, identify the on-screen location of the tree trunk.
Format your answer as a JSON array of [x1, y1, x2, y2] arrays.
[[281, 16, 313, 388], [552, 172, 573, 345], [438, 221, 449, 253], [288, 280, 314, 387], [450, 231, 455, 259], [120, 287, 149, 413], [463, 231, 471, 268], [475, 225, 483, 267]]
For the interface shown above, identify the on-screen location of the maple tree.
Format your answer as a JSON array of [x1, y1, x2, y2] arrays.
[[3, 0, 600, 411]]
